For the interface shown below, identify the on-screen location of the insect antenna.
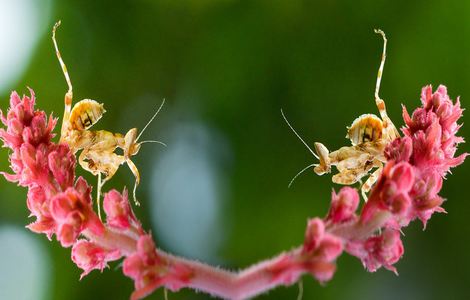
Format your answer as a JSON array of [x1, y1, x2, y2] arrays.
[[52, 21, 73, 96], [139, 140, 167, 147], [281, 109, 319, 159], [136, 98, 165, 142], [288, 163, 316, 188]]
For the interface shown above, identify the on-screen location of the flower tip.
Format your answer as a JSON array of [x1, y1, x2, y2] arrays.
[[436, 84, 448, 96]]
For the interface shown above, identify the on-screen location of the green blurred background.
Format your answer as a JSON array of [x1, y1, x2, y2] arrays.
[[0, 0, 469, 299]]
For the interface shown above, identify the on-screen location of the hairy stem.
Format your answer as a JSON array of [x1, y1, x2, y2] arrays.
[[129, 210, 392, 299]]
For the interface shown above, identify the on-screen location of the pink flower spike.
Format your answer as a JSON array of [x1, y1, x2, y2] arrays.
[[72, 240, 122, 279]]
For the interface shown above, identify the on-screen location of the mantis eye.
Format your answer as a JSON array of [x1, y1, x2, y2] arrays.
[[124, 128, 139, 156]]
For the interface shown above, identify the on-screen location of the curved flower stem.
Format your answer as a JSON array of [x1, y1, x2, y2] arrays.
[[328, 211, 392, 240], [155, 247, 303, 300], [130, 210, 392, 300], [84, 228, 138, 256]]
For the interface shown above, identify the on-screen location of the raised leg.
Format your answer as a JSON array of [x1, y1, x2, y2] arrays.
[[53, 21, 74, 140], [332, 167, 368, 186], [374, 29, 399, 140]]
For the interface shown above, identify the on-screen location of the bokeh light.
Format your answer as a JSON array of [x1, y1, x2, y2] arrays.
[[150, 121, 230, 263], [0, 0, 52, 94], [0, 226, 51, 300]]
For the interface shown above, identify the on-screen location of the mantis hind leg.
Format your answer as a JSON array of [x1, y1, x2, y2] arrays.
[[53, 21, 74, 140]]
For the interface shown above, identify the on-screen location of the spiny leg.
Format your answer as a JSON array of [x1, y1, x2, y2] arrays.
[[78, 149, 103, 219], [332, 156, 377, 186], [332, 168, 366, 185], [126, 158, 141, 206], [52, 21, 74, 140], [374, 29, 387, 109], [374, 29, 399, 139], [96, 165, 120, 220], [97, 172, 102, 220], [361, 163, 383, 201]]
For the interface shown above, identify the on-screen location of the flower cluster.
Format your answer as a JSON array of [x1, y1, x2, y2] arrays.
[[0, 85, 465, 300], [0, 91, 191, 298], [334, 85, 466, 273]]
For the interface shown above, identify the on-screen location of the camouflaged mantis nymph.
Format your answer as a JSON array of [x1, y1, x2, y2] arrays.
[[52, 21, 166, 217], [282, 29, 400, 201]]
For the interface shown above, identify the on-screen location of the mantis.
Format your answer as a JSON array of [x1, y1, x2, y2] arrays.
[[52, 21, 165, 217], [283, 29, 400, 200]]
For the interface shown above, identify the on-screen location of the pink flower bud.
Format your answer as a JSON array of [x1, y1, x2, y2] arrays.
[[17, 143, 50, 186], [306, 261, 337, 283], [51, 188, 104, 247], [75, 176, 92, 198], [27, 218, 56, 240], [303, 218, 325, 253], [123, 255, 145, 282], [72, 240, 122, 279], [316, 235, 343, 262], [327, 187, 359, 223], [360, 229, 404, 273], [27, 185, 48, 217], [385, 136, 413, 162], [24, 113, 48, 145], [123, 234, 161, 291], [48, 144, 75, 190], [137, 234, 159, 265], [389, 162, 414, 193], [103, 189, 133, 230]]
